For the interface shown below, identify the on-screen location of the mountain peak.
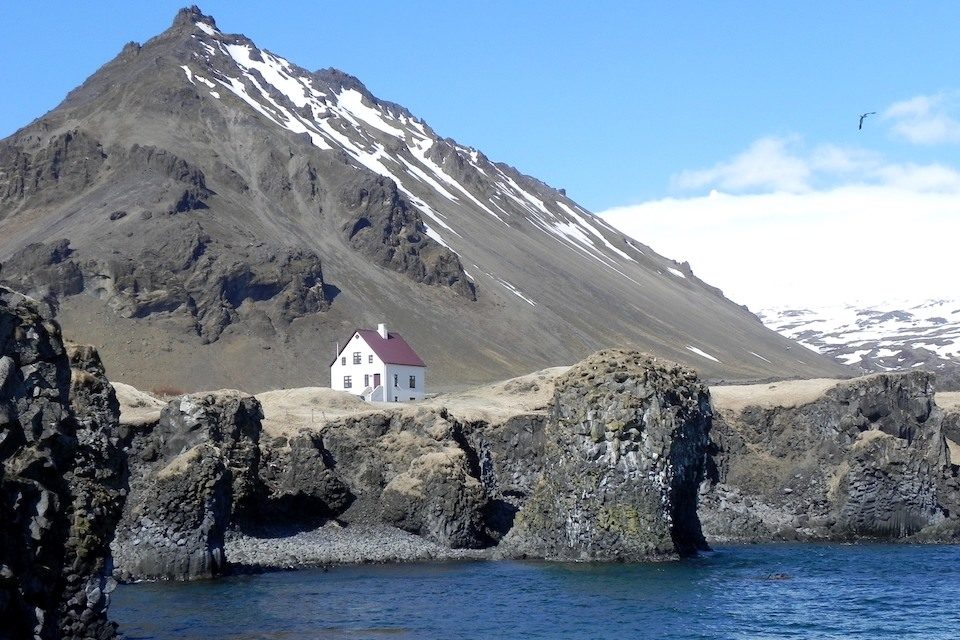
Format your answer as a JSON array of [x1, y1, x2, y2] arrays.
[[172, 5, 216, 32]]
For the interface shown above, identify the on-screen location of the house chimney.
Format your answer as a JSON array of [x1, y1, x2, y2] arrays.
[[378, 322, 388, 339]]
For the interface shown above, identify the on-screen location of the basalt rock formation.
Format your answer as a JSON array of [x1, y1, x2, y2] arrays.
[[256, 432, 352, 524], [111, 391, 262, 581], [500, 350, 713, 561], [106, 355, 960, 577], [702, 373, 960, 542], [58, 345, 127, 640], [0, 287, 124, 640], [303, 409, 491, 548], [113, 350, 713, 563]]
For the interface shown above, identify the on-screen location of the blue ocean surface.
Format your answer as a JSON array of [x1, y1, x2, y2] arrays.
[[111, 544, 960, 639]]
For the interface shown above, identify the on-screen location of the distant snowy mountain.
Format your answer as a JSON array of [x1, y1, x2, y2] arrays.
[[759, 299, 960, 389]]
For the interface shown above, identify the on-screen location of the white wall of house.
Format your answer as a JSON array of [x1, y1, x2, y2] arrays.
[[330, 331, 426, 402], [331, 332, 385, 395], [383, 363, 426, 402]]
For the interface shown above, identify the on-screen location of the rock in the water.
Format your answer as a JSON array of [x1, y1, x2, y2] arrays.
[[501, 349, 713, 561], [0, 286, 124, 639], [112, 390, 262, 581], [702, 372, 960, 542]]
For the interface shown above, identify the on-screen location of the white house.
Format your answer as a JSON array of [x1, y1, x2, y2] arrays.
[[330, 323, 426, 402]]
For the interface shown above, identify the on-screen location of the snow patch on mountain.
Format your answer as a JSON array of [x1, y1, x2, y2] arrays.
[[337, 88, 404, 137], [687, 346, 721, 363], [195, 21, 219, 37]]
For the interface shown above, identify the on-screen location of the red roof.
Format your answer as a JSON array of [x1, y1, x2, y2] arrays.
[[333, 329, 426, 367]]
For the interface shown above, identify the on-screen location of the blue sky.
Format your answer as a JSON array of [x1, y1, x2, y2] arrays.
[[2, 1, 959, 307]]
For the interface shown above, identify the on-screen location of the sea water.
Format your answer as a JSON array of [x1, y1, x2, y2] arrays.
[[111, 544, 960, 639]]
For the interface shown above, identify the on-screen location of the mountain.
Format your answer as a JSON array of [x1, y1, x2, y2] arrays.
[[759, 299, 960, 390], [0, 6, 850, 393]]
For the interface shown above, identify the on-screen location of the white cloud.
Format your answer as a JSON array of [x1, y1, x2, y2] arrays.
[[672, 136, 812, 193], [883, 93, 960, 144], [601, 139, 960, 310], [874, 162, 960, 191], [670, 137, 893, 194]]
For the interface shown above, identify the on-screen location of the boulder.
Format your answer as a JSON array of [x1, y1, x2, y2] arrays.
[[501, 349, 713, 561]]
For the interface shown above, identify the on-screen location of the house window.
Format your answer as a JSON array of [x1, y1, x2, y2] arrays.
[[364, 374, 369, 387], [409, 375, 416, 389], [353, 352, 361, 365], [343, 376, 352, 389], [341, 356, 346, 365], [393, 374, 399, 387], [368, 355, 373, 363]]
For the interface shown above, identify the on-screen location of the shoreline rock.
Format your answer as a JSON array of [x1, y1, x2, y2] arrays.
[[0, 286, 124, 640], [111, 391, 262, 581], [701, 373, 960, 543], [499, 350, 712, 561]]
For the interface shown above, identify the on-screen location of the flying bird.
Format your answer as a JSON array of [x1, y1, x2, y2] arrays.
[[858, 112, 877, 130]]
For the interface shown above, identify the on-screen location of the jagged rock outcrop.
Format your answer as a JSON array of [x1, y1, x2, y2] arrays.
[[943, 405, 960, 446], [2, 233, 333, 343], [0, 287, 124, 640], [111, 391, 262, 581], [701, 373, 960, 542], [0, 129, 107, 211], [58, 345, 126, 640], [500, 350, 713, 561], [379, 448, 487, 548], [337, 175, 475, 300], [256, 432, 352, 522], [298, 408, 491, 548], [459, 413, 548, 540]]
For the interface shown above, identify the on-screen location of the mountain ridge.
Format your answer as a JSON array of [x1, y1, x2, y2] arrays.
[[0, 6, 851, 392], [760, 298, 960, 390]]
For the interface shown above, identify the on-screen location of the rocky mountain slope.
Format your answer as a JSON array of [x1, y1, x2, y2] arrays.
[[759, 299, 960, 390], [0, 6, 849, 392]]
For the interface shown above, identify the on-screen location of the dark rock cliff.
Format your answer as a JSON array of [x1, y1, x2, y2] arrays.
[[58, 345, 127, 640], [110, 349, 714, 566], [298, 409, 490, 548], [0, 287, 124, 640], [111, 391, 262, 581], [701, 373, 960, 542]]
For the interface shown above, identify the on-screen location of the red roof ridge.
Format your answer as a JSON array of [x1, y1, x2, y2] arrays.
[[331, 327, 426, 368]]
